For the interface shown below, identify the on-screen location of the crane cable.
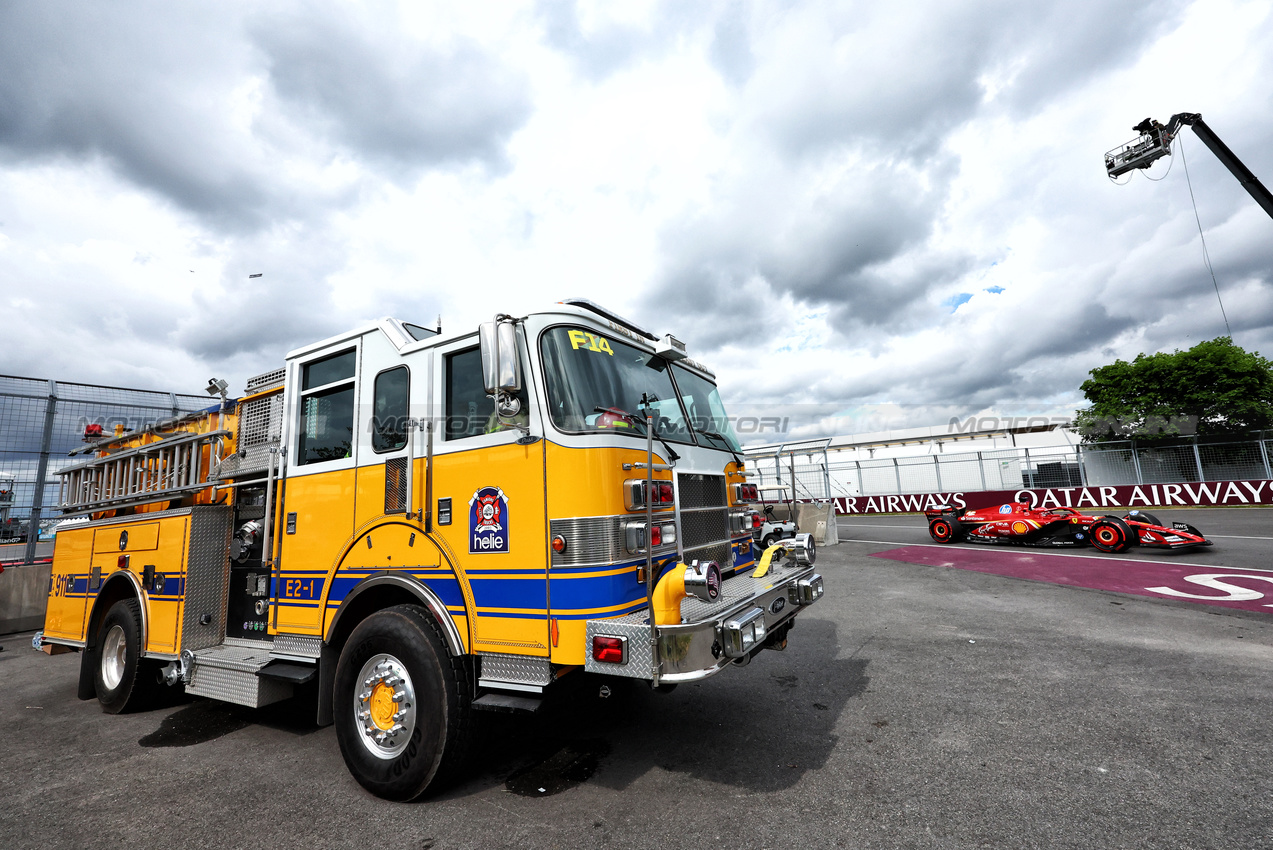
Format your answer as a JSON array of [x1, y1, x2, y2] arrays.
[[1178, 134, 1233, 338]]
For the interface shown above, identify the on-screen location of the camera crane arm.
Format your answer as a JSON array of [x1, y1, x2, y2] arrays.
[[1105, 112, 1273, 221]]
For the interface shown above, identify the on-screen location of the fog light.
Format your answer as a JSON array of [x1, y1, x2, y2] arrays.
[[790, 573, 824, 605], [722, 607, 767, 658], [592, 635, 628, 665]]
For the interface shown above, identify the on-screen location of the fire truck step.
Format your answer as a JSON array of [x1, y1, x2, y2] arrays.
[[257, 661, 317, 685], [472, 692, 544, 714], [186, 642, 294, 708]]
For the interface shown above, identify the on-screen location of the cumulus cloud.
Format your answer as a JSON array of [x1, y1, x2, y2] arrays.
[[1, 0, 1270, 438]]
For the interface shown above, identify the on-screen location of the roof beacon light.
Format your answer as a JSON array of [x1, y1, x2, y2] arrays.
[[655, 334, 687, 362]]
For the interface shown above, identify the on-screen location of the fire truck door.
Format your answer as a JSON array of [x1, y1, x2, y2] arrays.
[[432, 338, 550, 656], [275, 345, 360, 634]]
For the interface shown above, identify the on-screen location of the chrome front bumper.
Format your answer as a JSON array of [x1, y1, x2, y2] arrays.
[[584, 559, 824, 683]]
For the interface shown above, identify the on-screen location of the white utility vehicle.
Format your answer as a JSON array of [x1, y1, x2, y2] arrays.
[[751, 485, 798, 549]]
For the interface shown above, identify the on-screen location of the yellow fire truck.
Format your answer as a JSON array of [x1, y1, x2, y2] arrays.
[[35, 300, 823, 800]]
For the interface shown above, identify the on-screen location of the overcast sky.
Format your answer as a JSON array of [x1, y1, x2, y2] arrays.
[[3, 0, 1271, 440]]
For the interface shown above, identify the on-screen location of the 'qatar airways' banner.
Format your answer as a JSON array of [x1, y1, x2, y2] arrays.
[[833, 479, 1273, 514]]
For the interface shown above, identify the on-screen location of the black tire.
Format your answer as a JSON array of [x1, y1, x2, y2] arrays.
[[928, 516, 963, 544], [1090, 518, 1133, 553], [94, 598, 157, 714], [333, 604, 472, 801], [1124, 511, 1162, 527], [762, 533, 777, 549]]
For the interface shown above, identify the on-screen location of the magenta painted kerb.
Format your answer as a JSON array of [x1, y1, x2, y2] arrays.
[[871, 545, 1273, 613]]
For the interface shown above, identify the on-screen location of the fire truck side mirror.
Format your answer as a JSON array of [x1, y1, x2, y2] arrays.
[[479, 319, 521, 395]]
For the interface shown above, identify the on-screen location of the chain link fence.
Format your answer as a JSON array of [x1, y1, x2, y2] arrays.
[[747, 434, 1273, 499], [0, 375, 212, 563]]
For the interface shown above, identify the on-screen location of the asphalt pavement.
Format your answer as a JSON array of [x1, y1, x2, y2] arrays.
[[1, 512, 1271, 849]]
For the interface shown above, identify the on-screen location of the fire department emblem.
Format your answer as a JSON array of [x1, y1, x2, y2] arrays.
[[469, 486, 510, 554]]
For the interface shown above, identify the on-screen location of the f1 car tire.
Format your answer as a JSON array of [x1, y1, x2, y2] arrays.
[[928, 516, 963, 544], [1090, 517, 1133, 553]]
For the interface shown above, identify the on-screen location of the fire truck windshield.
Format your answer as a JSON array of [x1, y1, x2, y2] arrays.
[[672, 365, 742, 453], [540, 326, 694, 443]]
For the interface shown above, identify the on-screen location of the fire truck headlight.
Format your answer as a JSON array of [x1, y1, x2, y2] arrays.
[[789, 573, 824, 605], [722, 607, 767, 657]]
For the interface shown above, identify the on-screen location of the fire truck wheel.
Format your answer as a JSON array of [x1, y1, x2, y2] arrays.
[[1090, 518, 1132, 553], [333, 604, 472, 801], [94, 598, 157, 714]]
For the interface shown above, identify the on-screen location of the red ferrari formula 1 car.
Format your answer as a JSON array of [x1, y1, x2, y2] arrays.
[[924, 502, 1212, 553]]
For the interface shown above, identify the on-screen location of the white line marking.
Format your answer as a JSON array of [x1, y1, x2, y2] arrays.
[[1208, 534, 1273, 540], [840, 538, 1273, 573]]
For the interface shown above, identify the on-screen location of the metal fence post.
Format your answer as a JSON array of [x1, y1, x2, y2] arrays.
[[24, 379, 58, 565], [1259, 438, 1272, 480], [1077, 445, 1089, 487], [893, 458, 902, 493], [1024, 447, 1033, 489], [977, 451, 987, 490], [1130, 440, 1144, 485], [855, 460, 863, 495], [1191, 438, 1205, 482], [933, 455, 943, 491]]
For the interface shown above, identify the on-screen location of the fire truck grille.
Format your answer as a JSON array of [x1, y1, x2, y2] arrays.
[[214, 392, 283, 480], [239, 394, 282, 448], [384, 458, 407, 514], [678, 473, 732, 568]]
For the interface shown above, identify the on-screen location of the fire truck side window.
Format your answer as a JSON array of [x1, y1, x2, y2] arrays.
[[445, 347, 527, 440], [372, 366, 409, 453], [298, 349, 356, 465]]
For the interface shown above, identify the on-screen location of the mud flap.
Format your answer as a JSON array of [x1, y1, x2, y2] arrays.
[[77, 646, 97, 701]]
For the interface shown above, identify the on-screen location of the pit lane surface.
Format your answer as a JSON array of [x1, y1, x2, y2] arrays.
[[2, 517, 1271, 849]]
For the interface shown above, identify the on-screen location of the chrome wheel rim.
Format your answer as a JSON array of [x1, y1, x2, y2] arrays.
[[101, 624, 126, 691], [354, 653, 417, 760]]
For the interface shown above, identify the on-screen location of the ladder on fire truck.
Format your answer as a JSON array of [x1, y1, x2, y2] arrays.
[[55, 428, 232, 514]]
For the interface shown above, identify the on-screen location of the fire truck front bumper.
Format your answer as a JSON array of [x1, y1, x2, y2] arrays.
[[584, 560, 824, 683]]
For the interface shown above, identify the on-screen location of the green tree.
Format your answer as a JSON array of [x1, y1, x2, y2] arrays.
[[1074, 337, 1273, 442]]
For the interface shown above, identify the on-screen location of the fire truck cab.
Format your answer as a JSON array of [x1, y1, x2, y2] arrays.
[[36, 300, 824, 800]]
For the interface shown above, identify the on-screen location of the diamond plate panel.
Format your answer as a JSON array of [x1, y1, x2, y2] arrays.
[[187, 663, 292, 707], [194, 640, 274, 671], [270, 633, 321, 660], [479, 652, 553, 686], [585, 618, 655, 678], [179, 505, 232, 653], [585, 556, 818, 681]]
